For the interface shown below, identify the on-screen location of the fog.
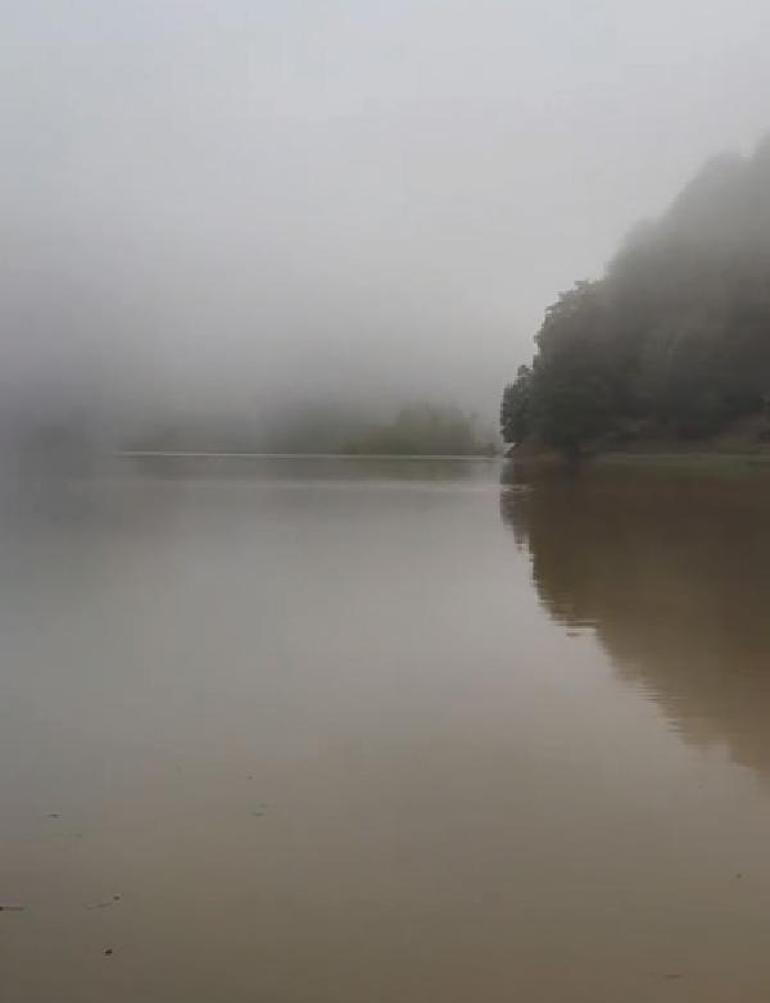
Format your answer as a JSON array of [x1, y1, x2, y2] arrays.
[[7, 9, 770, 998], [3, 0, 770, 434]]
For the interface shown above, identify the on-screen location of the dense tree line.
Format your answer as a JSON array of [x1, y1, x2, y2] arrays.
[[502, 138, 770, 456], [346, 403, 497, 456], [127, 401, 497, 456]]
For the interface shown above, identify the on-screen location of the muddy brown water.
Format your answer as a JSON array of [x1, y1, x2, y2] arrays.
[[2, 457, 770, 1001]]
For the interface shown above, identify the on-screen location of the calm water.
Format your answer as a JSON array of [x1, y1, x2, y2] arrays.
[[2, 457, 770, 1002]]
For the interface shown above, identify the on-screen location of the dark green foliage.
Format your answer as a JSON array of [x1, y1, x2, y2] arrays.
[[502, 138, 770, 455], [501, 366, 532, 444]]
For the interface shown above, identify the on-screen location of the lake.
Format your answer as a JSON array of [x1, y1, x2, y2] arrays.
[[2, 457, 770, 1001]]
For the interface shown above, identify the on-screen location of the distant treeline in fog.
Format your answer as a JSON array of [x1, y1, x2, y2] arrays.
[[128, 401, 497, 457], [345, 404, 497, 456], [502, 137, 770, 457]]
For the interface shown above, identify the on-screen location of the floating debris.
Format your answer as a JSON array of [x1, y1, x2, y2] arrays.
[[104, 948, 113, 957], [85, 897, 121, 911], [0, 905, 26, 913]]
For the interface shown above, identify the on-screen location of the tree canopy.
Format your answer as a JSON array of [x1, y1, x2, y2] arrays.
[[502, 138, 770, 455]]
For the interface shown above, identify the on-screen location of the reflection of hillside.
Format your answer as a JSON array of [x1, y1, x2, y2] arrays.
[[500, 466, 770, 777]]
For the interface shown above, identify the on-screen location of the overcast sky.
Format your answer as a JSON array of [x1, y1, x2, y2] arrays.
[[3, 0, 770, 419]]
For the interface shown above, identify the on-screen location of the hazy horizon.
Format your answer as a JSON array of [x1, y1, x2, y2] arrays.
[[3, 1, 770, 425]]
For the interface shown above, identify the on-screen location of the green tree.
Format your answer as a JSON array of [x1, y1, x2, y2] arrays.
[[501, 136, 770, 458], [500, 365, 532, 444]]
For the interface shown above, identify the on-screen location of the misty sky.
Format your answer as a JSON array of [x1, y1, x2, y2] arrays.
[[3, 0, 770, 419]]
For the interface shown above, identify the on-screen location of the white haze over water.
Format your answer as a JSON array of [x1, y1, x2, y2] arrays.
[[2, 0, 770, 425]]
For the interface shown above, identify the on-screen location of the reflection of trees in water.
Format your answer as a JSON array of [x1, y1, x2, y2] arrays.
[[500, 465, 770, 778]]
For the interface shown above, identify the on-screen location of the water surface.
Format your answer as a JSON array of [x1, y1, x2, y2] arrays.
[[2, 458, 770, 1001]]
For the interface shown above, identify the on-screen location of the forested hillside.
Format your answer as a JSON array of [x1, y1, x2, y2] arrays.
[[502, 138, 770, 457]]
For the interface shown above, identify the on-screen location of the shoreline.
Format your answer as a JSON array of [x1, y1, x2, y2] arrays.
[[593, 450, 770, 470], [116, 451, 501, 461], [506, 447, 770, 473]]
